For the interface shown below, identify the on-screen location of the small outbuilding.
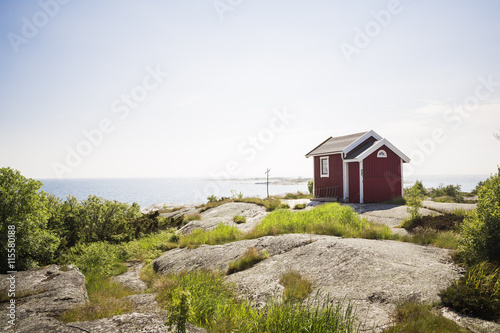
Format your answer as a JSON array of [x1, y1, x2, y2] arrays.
[[305, 130, 410, 203]]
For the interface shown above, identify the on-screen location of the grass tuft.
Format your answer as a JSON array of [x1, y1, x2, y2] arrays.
[[232, 215, 247, 224], [440, 261, 500, 321], [226, 247, 268, 274], [279, 270, 312, 302], [60, 272, 135, 322], [179, 224, 241, 249], [150, 269, 359, 332], [384, 301, 469, 333], [293, 203, 306, 210]]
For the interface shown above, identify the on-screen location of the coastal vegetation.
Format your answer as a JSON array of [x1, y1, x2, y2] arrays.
[[3, 166, 500, 330]]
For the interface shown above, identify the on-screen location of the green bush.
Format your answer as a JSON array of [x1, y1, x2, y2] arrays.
[[294, 203, 306, 210], [405, 183, 425, 221], [471, 180, 486, 195], [440, 261, 500, 321], [308, 180, 314, 195], [65, 241, 127, 276], [458, 167, 500, 264], [0, 167, 59, 272], [404, 180, 427, 197], [429, 184, 463, 202]]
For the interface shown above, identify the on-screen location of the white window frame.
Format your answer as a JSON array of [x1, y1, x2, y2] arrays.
[[320, 156, 329, 178], [377, 150, 387, 158]]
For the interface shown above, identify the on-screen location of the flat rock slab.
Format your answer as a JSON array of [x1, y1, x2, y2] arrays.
[[154, 234, 461, 330], [0, 265, 88, 331], [441, 308, 500, 333], [343, 203, 439, 236], [111, 261, 147, 292], [69, 312, 207, 333], [180, 202, 268, 234], [422, 200, 476, 213], [154, 234, 315, 274]]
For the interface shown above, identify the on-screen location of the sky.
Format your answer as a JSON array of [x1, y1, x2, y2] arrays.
[[1, 0, 499, 180]]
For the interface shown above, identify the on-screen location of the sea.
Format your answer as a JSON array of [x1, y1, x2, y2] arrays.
[[40, 178, 310, 209], [40, 174, 489, 209]]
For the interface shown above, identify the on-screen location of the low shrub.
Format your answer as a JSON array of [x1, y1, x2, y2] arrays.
[[284, 192, 313, 200], [440, 261, 500, 321], [279, 270, 312, 302], [402, 213, 465, 232], [458, 168, 500, 264], [226, 247, 268, 274], [294, 203, 306, 210], [384, 301, 469, 333], [233, 215, 246, 224], [429, 184, 464, 203], [308, 180, 314, 195]]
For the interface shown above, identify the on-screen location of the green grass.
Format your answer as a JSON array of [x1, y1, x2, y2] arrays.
[[183, 213, 202, 223], [399, 229, 460, 250], [200, 196, 286, 213], [233, 215, 247, 224], [440, 261, 500, 321], [283, 192, 314, 200], [151, 269, 359, 333], [251, 203, 393, 240], [279, 270, 312, 302], [226, 247, 268, 274], [60, 272, 135, 322], [293, 203, 306, 210], [381, 197, 406, 205], [383, 301, 469, 333], [179, 224, 241, 249]]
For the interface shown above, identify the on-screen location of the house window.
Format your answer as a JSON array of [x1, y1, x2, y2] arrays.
[[320, 157, 329, 177], [377, 150, 387, 158]]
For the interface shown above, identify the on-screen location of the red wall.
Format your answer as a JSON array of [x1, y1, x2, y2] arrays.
[[362, 145, 402, 202], [348, 162, 360, 203], [314, 154, 343, 198]]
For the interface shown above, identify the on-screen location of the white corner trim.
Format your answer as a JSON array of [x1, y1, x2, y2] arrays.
[[342, 155, 348, 200], [400, 159, 404, 197], [320, 156, 329, 178], [343, 130, 383, 155], [359, 160, 364, 204], [352, 138, 411, 163]]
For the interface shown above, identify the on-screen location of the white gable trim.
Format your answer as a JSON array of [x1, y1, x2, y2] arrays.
[[343, 130, 383, 155], [346, 138, 411, 163]]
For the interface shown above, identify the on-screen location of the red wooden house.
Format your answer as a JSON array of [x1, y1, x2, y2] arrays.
[[305, 130, 410, 203]]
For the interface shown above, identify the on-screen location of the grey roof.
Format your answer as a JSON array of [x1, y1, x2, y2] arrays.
[[305, 131, 368, 157], [345, 137, 378, 159]]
